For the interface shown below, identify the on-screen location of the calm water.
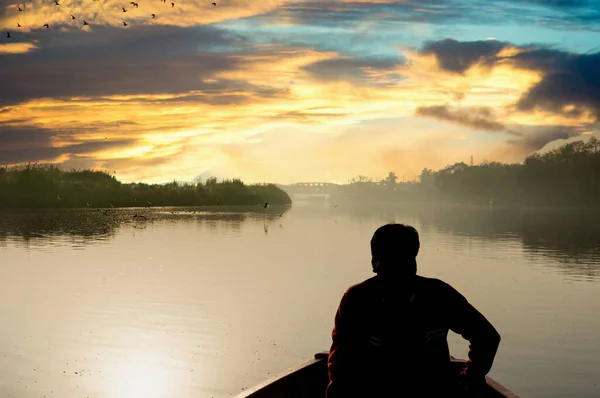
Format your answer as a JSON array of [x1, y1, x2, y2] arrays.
[[1, 204, 599, 398]]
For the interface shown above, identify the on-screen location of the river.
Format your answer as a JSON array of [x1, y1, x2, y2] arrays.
[[0, 204, 599, 398]]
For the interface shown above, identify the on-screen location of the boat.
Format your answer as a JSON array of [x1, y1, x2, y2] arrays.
[[235, 351, 519, 398]]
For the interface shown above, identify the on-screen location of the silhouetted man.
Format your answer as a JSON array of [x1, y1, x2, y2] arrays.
[[327, 223, 501, 397]]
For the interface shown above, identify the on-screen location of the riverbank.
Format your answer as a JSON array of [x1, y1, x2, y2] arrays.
[[0, 164, 291, 209]]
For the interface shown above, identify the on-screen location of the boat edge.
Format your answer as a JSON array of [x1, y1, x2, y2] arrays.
[[234, 352, 519, 398]]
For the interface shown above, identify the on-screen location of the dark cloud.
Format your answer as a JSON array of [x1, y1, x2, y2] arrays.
[[412, 103, 584, 156], [414, 104, 506, 131], [506, 125, 581, 153], [512, 50, 600, 119], [419, 39, 600, 120], [0, 25, 284, 106], [413, 104, 583, 153], [414, 37, 597, 156], [419, 38, 510, 74], [0, 125, 136, 164], [301, 57, 404, 86]]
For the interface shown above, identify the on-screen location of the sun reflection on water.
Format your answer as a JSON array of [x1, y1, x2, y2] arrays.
[[111, 352, 176, 398]]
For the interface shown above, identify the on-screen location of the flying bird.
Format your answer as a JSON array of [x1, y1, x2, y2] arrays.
[[263, 202, 269, 209], [57, 194, 62, 201], [18, 6, 23, 11], [71, 14, 76, 19], [17, 22, 21, 27], [122, 21, 127, 26], [212, 2, 216, 5], [43, 24, 49, 28], [171, 2, 174, 7], [54, 0, 59, 5], [151, 13, 155, 17], [122, 6, 127, 12], [6, 32, 12, 39], [132, 2, 138, 7], [83, 20, 89, 25]]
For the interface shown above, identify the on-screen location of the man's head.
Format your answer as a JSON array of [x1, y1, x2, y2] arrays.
[[370, 223, 420, 282]]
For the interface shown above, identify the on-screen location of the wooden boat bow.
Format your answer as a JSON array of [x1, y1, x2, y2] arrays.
[[235, 352, 519, 398]]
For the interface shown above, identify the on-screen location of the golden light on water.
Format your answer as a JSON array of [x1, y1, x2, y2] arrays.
[[85, 323, 196, 398], [112, 353, 175, 398]]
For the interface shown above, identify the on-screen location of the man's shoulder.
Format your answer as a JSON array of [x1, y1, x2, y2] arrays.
[[415, 275, 456, 295], [344, 275, 452, 293], [415, 275, 464, 301], [415, 275, 449, 288], [344, 276, 379, 298]]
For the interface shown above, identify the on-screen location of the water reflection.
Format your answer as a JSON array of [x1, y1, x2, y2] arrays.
[[1, 204, 599, 398], [413, 205, 600, 280], [0, 209, 120, 248], [287, 204, 600, 281], [1, 205, 599, 281], [0, 207, 286, 248]]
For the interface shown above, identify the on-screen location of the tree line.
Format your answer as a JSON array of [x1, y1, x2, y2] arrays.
[[334, 138, 600, 207], [0, 164, 291, 209]]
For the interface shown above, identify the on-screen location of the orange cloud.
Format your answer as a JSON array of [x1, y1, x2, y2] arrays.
[[0, 38, 594, 183], [0, 0, 406, 32], [0, 41, 38, 54]]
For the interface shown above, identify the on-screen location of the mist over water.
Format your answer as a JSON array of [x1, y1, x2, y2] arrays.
[[0, 204, 599, 398]]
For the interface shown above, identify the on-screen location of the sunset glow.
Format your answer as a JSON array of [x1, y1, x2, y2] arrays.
[[1, 0, 599, 183]]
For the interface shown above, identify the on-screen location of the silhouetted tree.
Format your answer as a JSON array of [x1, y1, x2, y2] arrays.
[[384, 171, 397, 187], [0, 165, 291, 209], [329, 138, 600, 207]]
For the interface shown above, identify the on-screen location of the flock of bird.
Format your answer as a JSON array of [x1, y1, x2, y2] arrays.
[[6, 0, 218, 39]]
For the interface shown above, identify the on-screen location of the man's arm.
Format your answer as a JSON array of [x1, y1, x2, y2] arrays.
[[326, 291, 358, 398], [444, 283, 501, 384]]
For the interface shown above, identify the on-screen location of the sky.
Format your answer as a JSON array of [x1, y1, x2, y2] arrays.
[[0, 0, 599, 184]]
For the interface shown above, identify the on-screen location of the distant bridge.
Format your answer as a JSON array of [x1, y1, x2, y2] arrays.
[[290, 182, 339, 187], [278, 182, 342, 194], [278, 182, 342, 202]]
